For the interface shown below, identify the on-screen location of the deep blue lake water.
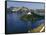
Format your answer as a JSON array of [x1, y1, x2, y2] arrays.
[[7, 13, 45, 33]]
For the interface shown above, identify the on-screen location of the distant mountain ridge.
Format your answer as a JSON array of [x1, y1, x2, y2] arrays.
[[7, 7, 45, 16]]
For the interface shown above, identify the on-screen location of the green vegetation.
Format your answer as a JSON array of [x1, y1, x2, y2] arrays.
[[21, 14, 38, 22], [21, 12, 44, 22], [21, 15, 32, 21]]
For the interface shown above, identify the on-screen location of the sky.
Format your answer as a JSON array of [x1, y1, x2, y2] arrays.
[[7, 2, 45, 9]]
